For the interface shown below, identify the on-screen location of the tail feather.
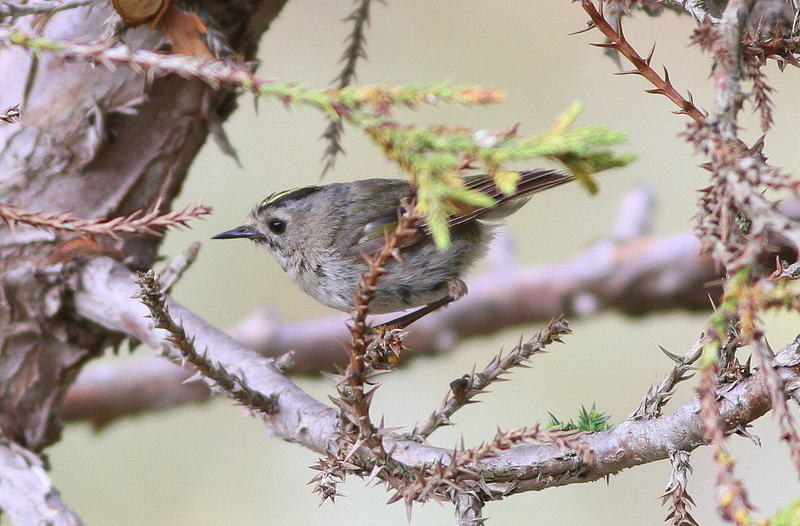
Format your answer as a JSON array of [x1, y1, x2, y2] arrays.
[[451, 169, 573, 227]]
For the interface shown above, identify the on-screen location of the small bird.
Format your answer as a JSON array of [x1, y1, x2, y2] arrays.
[[213, 169, 572, 317]]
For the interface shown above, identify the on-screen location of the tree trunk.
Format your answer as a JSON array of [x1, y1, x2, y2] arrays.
[[0, 0, 288, 451]]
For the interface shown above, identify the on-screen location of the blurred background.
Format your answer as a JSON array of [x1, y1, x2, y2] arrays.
[[48, 1, 800, 525]]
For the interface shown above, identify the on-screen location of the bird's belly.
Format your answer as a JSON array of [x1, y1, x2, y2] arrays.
[[288, 224, 487, 314]]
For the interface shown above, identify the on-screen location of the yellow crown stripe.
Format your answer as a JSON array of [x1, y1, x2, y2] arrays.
[[262, 188, 302, 206], [258, 185, 324, 209]]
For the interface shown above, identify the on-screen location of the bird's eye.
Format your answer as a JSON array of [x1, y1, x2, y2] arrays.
[[268, 218, 286, 234]]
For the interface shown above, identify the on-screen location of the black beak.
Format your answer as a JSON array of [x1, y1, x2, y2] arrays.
[[212, 225, 258, 240]]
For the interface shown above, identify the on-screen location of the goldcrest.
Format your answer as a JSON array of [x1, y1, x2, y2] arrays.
[[213, 169, 572, 314]]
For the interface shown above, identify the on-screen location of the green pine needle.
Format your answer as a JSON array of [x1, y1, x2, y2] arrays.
[[547, 404, 612, 433]]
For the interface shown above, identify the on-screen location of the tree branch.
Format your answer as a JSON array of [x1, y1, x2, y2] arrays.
[[0, 0, 92, 19], [57, 358, 211, 428], [0, 200, 211, 238], [73, 257, 339, 454], [320, 0, 381, 175], [0, 435, 82, 526], [70, 256, 800, 503], [471, 336, 798, 495]]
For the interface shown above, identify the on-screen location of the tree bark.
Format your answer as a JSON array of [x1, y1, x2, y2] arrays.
[[0, 0, 288, 451]]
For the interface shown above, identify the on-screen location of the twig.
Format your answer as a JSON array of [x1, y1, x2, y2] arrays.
[[339, 207, 420, 454], [394, 424, 589, 511], [414, 318, 571, 439], [687, 6, 800, 273], [0, 28, 503, 117], [0, 0, 92, 18], [708, 0, 752, 140], [581, 0, 706, 123], [320, 0, 381, 176], [753, 336, 800, 476], [662, 449, 699, 526], [0, 103, 20, 124], [136, 269, 278, 415], [697, 336, 754, 525], [745, 34, 800, 70], [75, 257, 340, 455], [456, 424, 591, 467], [0, 200, 211, 238], [578, 2, 800, 274], [630, 336, 706, 420], [691, 89, 800, 272], [159, 242, 201, 293]]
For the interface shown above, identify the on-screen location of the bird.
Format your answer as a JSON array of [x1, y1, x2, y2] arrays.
[[213, 169, 572, 320]]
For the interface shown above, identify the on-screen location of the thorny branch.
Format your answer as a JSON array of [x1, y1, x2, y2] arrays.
[[0, 0, 92, 19], [414, 318, 571, 440], [580, 2, 800, 524], [662, 449, 699, 526], [708, 0, 753, 140], [338, 207, 421, 457], [392, 424, 589, 515], [136, 270, 279, 415], [746, 33, 800, 70], [691, 14, 800, 273], [753, 336, 800, 475], [581, 0, 706, 123], [631, 336, 706, 420], [320, 0, 381, 175], [711, 81, 781, 524], [73, 257, 800, 513], [0, 28, 503, 118], [581, 1, 800, 273], [0, 200, 211, 238], [697, 333, 755, 525], [77, 257, 341, 455]]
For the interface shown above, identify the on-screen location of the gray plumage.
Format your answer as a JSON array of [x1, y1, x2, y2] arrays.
[[213, 169, 572, 314]]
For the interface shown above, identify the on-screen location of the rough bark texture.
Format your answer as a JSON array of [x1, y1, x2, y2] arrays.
[[0, 0, 288, 451]]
